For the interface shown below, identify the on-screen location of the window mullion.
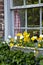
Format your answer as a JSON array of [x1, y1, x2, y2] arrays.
[[25, 9, 27, 32], [39, 0, 41, 3], [11, 11, 14, 37], [40, 8, 42, 35], [23, 0, 27, 32], [24, 0, 26, 5]]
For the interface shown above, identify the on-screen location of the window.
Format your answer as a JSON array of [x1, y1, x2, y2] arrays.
[[42, 7, 43, 26], [10, 0, 43, 36], [13, 0, 23, 6], [27, 29, 39, 37], [41, 0, 43, 3], [27, 8, 40, 27], [26, 0, 38, 5], [14, 9, 25, 35], [14, 9, 25, 27]]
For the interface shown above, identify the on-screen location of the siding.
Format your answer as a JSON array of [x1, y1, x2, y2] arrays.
[[0, 0, 4, 37]]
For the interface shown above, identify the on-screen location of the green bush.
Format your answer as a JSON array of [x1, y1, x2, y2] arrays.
[[0, 42, 43, 65]]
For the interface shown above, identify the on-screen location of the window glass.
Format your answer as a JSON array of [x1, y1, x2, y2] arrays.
[[27, 29, 39, 37], [42, 7, 43, 26], [14, 9, 25, 35], [13, 0, 23, 6], [14, 10, 25, 27], [14, 29, 25, 36], [41, 0, 43, 3], [27, 8, 40, 27], [26, 0, 38, 5], [42, 30, 43, 34]]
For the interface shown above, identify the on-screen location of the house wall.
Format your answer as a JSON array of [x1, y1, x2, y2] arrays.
[[0, 0, 4, 38]]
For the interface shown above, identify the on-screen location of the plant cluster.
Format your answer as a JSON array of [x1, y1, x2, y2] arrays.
[[0, 42, 43, 65], [5, 31, 43, 48]]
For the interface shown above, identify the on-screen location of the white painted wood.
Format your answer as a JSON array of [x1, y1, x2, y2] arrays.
[[25, 9, 27, 32], [4, 0, 14, 40], [10, 4, 43, 9], [4, 0, 8, 40], [40, 8, 42, 35], [4, 0, 43, 40]]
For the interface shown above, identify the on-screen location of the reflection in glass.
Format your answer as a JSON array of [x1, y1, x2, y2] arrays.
[[27, 29, 39, 37], [14, 10, 25, 36], [14, 10, 25, 27], [42, 7, 43, 26], [26, 0, 38, 5], [27, 8, 40, 27], [42, 30, 43, 34], [41, 0, 43, 3], [14, 29, 25, 36], [13, 0, 23, 6]]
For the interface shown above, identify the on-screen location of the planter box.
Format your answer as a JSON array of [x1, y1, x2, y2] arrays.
[[11, 46, 43, 55]]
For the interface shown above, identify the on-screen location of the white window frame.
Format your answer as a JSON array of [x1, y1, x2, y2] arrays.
[[4, 0, 43, 40]]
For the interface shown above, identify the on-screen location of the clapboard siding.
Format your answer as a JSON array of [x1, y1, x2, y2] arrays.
[[0, 0, 4, 37]]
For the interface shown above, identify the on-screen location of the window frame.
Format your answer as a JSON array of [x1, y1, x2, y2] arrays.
[[4, 0, 43, 40], [10, 0, 43, 34]]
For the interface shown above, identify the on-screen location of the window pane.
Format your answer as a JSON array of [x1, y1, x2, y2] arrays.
[[14, 29, 25, 36], [41, 0, 43, 3], [14, 10, 25, 27], [27, 29, 39, 37], [42, 30, 43, 34], [26, 0, 38, 5], [14, 9, 25, 36], [42, 7, 43, 26], [13, 0, 23, 6], [27, 8, 40, 27]]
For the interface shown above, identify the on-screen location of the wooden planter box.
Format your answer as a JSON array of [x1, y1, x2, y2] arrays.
[[11, 46, 43, 55]]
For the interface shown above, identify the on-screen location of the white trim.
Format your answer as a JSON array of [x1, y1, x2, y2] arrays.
[[39, 0, 41, 3], [10, 0, 13, 8], [11, 11, 14, 37], [4, 0, 14, 40], [10, 4, 43, 9], [4, 0, 8, 40], [24, 0, 26, 5], [25, 9, 27, 32], [14, 27, 40, 29], [40, 8, 42, 34]]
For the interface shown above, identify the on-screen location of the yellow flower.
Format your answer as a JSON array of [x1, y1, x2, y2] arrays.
[[9, 43, 14, 48], [26, 34, 30, 37], [24, 37, 30, 42], [38, 36, 42, 41], [31, 36, 37, 41], [38, 43, 41, 47], [23, 32, 30, 42], [10, 38, 14, 42], [23, 31, 27, 36], [16, 33, 23, 40], [19, 39, 22, 42], [16, 33, 22, 37]]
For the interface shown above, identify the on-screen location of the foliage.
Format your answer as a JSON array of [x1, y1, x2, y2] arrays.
[[0, 42, 43, 65], [6, 31, 43, 48]]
